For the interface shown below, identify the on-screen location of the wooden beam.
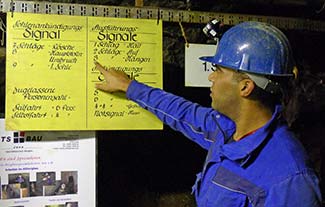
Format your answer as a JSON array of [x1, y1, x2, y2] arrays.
[[135, 0, 143, 7], [0, 47, 5, 61]]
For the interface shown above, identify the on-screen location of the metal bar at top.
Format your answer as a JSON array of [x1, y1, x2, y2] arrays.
[[0, 0, 325, 32]]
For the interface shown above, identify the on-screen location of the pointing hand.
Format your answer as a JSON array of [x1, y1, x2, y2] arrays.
[[94, 61, 132, 93]]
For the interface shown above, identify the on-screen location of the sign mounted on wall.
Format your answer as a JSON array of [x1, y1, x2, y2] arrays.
[[185, 43, 217, 87], [0, 119, 96, 206], [6, 12, 163, 130]]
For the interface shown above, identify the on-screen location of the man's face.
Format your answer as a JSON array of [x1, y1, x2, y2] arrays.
[[208, 65, 241, 117]]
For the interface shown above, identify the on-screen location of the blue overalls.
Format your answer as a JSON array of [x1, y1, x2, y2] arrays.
[[127, 81, 322, 207]]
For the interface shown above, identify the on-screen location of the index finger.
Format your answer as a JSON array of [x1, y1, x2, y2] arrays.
[[94, 61, 107, 74]]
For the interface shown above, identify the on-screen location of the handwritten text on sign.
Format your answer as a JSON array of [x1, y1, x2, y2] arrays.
[[6, 13, 163, 130]]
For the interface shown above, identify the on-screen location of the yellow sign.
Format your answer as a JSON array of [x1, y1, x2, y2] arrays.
[[6, 13, 163, 130]]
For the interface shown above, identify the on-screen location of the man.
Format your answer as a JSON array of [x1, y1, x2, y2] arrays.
[[95, 21, 322, 206]]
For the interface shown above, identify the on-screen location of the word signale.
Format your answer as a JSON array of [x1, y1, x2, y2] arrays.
[[6, 12, 163, 130]]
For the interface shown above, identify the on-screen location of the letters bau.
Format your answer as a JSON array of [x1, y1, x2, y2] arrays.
[[26, 135, 43, 141]]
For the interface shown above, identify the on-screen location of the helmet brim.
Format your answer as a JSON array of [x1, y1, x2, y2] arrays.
[[199, 56, 215, 63], [199, 55, 294, 77]]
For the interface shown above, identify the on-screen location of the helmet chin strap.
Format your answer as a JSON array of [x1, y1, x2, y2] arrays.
[[245, 73, 281, 95]]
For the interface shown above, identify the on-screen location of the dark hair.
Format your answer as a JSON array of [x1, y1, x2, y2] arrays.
[[249, 85, 281, 111]]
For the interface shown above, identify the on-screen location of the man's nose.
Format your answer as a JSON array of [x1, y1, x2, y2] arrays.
[[208, 71, 215, 82]]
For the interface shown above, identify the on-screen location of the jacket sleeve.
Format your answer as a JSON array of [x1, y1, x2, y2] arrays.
[[126, 81, 234, 150], [265, 169, 322, 207]]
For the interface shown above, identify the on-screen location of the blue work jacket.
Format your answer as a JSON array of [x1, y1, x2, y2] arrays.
[[127, 81, 322, 207]]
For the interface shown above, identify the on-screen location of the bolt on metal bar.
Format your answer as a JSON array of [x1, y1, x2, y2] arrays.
[[0, 0, 325, 31]]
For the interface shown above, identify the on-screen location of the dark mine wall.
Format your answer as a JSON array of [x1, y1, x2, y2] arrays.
[[1, 1, 325, 207]]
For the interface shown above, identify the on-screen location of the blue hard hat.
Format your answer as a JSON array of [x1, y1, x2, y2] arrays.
[[200, 21, 294, 76]]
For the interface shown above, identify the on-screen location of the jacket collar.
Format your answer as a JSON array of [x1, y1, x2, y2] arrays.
[[219, 105, 282, 166]]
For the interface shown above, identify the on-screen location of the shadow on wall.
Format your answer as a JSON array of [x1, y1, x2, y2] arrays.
[[130, 191, 196, 207], [0, 53, 4, 116]]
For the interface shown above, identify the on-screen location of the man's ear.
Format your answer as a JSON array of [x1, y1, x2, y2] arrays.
[[239, 79, 255, 97]]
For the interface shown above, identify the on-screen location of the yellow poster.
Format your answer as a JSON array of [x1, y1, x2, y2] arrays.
[[6, 13, 163, 130]]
